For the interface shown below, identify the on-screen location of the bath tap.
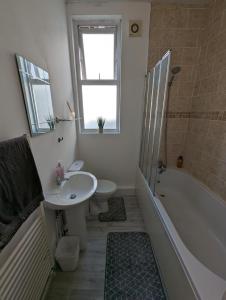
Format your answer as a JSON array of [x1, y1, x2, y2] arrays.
[[158, 161, 166, 174]]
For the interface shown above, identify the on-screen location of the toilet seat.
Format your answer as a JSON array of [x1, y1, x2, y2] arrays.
[[96, 180, 117, 196]]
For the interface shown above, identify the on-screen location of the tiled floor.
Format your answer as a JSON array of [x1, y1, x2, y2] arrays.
[[45, 196, 145, 300]]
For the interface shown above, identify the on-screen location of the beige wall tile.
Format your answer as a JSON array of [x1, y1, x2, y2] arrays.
[[188, 8, 208, 29], [213, 31, 226, 55], [169, 65, 192, 83], [217, 70, 226, 93], [212, 51, 226, 73], [178, 81, 194, 97], [174, 29, 199, 47], [167, 118, 189, 131], [212, 0, 225, 22], [204, 94, 216, 111], [198, 45, 207, 63], [150, 8, 164, 28], [191, 96, 206, 111], [197, 61, 213, 80], [206, 36, 218, 59], [161, 7, 189, 29], [169, 96, 192, 112], [220, 10, 226, 32], [199, 74, 219, 95], [181, 47, 200, 65], [210, 19, 222, 39]]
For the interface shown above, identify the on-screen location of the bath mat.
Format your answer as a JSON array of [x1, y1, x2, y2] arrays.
[[104, 232, 167, 300], [98, 197, 126, 222]]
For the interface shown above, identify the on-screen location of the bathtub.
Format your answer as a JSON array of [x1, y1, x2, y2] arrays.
[[136, 168, 226, 300]]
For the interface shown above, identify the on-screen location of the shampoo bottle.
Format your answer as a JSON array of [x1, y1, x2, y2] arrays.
[[177, 156, 183, 168], [55, 162, 64, 185]]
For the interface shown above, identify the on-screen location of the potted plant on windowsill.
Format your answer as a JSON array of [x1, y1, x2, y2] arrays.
[[46, 114, 55, 130], [97, 117, 105, 133]]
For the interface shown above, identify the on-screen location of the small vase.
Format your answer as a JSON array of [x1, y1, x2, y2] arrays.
[[98, 127, 103, 133]]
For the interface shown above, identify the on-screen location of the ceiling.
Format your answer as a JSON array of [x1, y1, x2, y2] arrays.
[[66, 0, 210, 4], [66, 0, 151, 2], [152, 0, 209, 4]]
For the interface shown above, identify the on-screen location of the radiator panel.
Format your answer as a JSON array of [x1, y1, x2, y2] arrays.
[[0, 206, 53, 300]]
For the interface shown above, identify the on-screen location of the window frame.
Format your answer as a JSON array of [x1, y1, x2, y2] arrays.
[[73, 18, 122, 134]]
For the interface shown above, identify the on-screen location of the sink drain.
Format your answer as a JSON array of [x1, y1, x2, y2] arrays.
[[70, 193, 77, 199], [160, 194, 165, 197]]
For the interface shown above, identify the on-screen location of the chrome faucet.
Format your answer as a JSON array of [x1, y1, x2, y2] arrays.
[[56, 175, 69, 186], [158, 160, 166, 174]]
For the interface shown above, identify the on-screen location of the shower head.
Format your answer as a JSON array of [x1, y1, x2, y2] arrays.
[[168, 66, 181, 87], [171, 66, 181, 75]]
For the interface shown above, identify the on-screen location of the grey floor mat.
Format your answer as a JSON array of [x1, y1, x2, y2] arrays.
[[104, 232, 167, 300], [98, 197, 126, 222]]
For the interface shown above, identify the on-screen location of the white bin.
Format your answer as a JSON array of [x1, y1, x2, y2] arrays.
[[55, 236, 80, 271]]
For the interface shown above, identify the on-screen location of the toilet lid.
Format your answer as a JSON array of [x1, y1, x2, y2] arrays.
[[68, 160, 84, 172], [96, 180, 117, 194]]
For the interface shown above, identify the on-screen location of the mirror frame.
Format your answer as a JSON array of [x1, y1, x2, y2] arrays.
[[16, 54, 55, 136]]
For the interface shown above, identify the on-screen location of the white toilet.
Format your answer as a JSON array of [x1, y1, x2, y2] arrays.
[[67, 160, 117, 214], [94, 179, 117, 212]]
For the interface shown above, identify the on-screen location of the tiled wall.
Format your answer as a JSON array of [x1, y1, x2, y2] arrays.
[[149, 3, 208, 165], [184, 0, 226, 200], [149, 0, 226, 201]]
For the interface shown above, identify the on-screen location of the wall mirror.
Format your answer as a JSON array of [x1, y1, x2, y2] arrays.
[[16, 54, 55, 136]]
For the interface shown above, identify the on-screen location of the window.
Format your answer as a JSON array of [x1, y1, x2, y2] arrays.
[[73, 18, 121, 133]]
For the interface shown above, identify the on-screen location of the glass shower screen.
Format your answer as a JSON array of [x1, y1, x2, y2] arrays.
[[139, 51, 171, 194]]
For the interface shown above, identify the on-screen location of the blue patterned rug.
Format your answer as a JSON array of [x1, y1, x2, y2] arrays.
[[105, 232, 167, 300], [98, 197, 126, 222]]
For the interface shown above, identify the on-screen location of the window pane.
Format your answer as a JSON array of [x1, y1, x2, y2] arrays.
[[82, 33, 114, 80], [82, 85, 117, 129]]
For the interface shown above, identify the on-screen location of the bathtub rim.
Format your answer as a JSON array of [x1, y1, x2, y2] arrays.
[[158, 167, 226, 212], [138, 168, 226, 300]]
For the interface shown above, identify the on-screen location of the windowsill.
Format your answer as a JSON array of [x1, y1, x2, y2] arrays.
[[80, 130, 120, 135]]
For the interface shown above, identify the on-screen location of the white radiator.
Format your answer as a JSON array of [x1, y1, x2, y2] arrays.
[[0, 205, 53, 300]]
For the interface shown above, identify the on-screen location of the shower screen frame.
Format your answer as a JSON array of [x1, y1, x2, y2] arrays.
[[139, 50, 171, 195]]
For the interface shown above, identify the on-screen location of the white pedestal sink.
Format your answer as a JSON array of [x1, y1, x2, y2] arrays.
[[44, 171, 97, 250]]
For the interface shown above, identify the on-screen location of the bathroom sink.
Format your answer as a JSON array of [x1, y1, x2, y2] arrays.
[[44, 171, 97, 210]]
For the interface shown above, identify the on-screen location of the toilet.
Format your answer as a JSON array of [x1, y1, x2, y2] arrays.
[[67, 160, 117, 214], [94, 179, 117, 212]]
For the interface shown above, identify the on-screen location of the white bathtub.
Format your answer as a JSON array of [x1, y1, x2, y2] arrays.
[[136, 168, 226, 300]]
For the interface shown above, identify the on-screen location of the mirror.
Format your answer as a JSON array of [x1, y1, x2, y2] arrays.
[[16, 55, 55, 136]]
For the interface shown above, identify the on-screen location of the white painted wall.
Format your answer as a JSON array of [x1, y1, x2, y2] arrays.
[[67, 1, 150, 190], [0, 0, 77, 249], [0, 0, 77, 191]]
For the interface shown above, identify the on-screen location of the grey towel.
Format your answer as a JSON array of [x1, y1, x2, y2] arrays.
[[0, 136, 44, 250]]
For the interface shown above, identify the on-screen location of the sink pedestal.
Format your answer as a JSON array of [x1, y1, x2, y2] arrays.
[[44, 171, 97, 251], [65, 202, 87, 250]]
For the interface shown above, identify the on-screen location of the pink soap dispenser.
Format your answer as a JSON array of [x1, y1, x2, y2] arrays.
[[55, 162, 64, 185]]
